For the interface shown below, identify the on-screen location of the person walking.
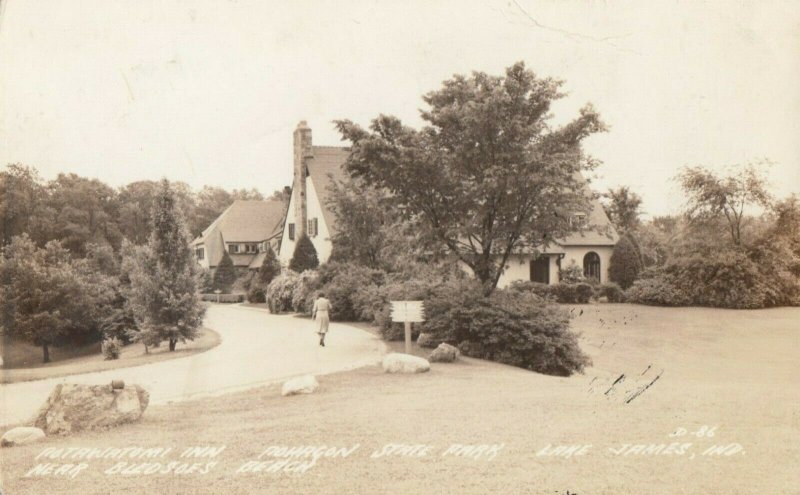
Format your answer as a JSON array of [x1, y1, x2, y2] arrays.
[[312, 293, 332, 347]]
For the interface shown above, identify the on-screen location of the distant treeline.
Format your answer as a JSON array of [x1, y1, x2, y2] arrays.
[[0, 163, 290, 254]]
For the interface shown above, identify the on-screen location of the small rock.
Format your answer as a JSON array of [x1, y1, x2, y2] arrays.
[[429, 343, 459, 363], [2, 427, 45, 447], [382, 353, 431, 374], [33, 383, 149, 435], [281, 375, 319, 396], [416, 333, 436, 348]]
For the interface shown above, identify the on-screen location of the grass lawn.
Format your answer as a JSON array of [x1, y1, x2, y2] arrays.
[[1, 328, 221, 384], [1, 304, 798, 494]]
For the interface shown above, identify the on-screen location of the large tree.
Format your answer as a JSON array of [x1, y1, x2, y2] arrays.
[[336, 62, 606, 294], [127, 180, 205, 352], [46, 173, 123, 255], [602, 186, 643, 234], [0, 164, 52, 246], [677, 161, 772, 246], [1, 235, 114, 362]]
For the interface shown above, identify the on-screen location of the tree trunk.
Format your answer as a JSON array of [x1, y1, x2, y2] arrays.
[[42, 343, 50, 363], [169, 338, 177, 351]]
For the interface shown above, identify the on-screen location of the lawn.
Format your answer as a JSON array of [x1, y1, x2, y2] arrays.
[[1, 328, 221, 384], [1, 304, 798, 494]]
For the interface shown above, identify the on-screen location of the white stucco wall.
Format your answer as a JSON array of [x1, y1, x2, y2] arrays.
[[192, 241, 210, 270], [494, 254, 560, 288], [278, 176, 334, 266], [459, 247, 613, 288], [305, 178, 333, 263], [560, 245, 614, 284], [278, 185, 298, 265]]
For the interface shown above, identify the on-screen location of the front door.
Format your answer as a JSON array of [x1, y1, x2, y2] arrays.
[[530, 256, 550, 284]]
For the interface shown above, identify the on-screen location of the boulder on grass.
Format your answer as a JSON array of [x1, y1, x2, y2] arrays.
[[416, 333, 437, 348], [382, 353, 430, 374], [281, 375, 319, 396], [429, 343, 459, 363], [33, 383, 150, 435], [2, 427, 45, 447]]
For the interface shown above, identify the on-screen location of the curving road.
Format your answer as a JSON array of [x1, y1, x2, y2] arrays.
[[0, 304, 386, 427]]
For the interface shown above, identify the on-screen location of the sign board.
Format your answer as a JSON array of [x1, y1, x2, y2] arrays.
[[390, 300, 425, 323]]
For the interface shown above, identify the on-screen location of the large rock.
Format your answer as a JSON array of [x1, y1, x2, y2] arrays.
[[33, 383, 150, 435], [429, 343, 460, 363], [281, 375, 319, 396], [2, 427, 45, 447], [382, 353, 431, 374], [416, 333, 437, 348]]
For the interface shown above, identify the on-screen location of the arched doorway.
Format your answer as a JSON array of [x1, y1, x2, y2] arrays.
[[583, 251, 601, 283]]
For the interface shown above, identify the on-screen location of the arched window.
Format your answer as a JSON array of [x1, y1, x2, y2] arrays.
[[583, 251, 601, 283]]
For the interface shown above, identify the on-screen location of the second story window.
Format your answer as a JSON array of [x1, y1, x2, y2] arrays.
[[288, 223, 295, 240], [195, 247, 204, 260], [570, 213, 588, 228], [229, 244, 240, 254]]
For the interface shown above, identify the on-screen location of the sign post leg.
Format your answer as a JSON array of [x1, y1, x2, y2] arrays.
[[404, 321, 412, 354]]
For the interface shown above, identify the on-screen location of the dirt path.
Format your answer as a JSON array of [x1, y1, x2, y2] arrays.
[[0, 304, 386, 426]]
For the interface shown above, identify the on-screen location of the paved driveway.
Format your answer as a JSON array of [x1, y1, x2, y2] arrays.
[[0, 304, 386, 426]]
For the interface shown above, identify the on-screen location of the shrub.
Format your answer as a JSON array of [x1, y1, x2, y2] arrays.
[[625, 274, 691, 306], [289, 234, 319, 272], [101, 338, 122, 360], [609, 233, 643, 289], [559, 262, 585, 284], [258, 244, 281, 286], [596, 282, 625, 303], [266, 271, 302, 313], [292, 270, 322, 314], [231, 269, 255, 295], [422, 281, 590, 376], [247, 286, 266, 303], [317, 263, 386, 321], [507, 280, 556, 300], [678, 249, 772, 309], [213, 251, 237, 293], [552, 283, 594, 303]]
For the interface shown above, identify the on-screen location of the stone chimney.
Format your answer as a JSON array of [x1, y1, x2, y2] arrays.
[[293, 121, 313, 238]]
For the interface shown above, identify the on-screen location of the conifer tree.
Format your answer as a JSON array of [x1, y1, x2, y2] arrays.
[[213, 251, 237, 293], [609, 233, 643, 289], [289, 234, 319, 272], [128, 179, 205, 352], [258, 244, 281, 285]]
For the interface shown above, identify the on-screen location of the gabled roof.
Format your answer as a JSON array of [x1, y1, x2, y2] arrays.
[[306, 146, 350, 238], [192, 199, 285, 267], [556, 173, 619, 246], [558, 197, 619, 246]]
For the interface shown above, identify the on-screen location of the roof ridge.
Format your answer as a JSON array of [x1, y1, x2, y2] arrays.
[[312, 145, 350, 151]]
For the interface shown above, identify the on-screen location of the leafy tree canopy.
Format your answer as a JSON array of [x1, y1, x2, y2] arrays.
[[677, 161, 772, 246], [336, 62, 606, 293]]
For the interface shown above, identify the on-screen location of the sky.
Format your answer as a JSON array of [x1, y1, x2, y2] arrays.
[[1, 0, 798, 217]]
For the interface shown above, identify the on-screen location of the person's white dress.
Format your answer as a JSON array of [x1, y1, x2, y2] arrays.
[[313, 298, 331, 334]]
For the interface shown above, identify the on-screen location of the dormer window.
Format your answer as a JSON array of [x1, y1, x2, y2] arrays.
[[570, 213, 588, 228]]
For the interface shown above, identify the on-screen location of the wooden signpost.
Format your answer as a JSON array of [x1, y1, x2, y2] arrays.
[[390, 300, 425, 354]]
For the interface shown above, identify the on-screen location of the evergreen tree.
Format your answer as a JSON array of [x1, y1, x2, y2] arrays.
[[609, 233, 643, 289], [258, 244, 281, 285], [128, 179, 205, 352], [213, 251, 237, 293], [289, 234, 319, 272]]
